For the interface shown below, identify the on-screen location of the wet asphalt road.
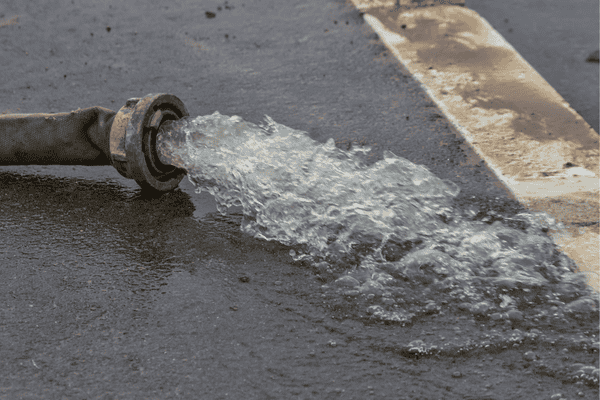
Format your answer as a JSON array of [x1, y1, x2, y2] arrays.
[[3, 168, 598, 399], [1, 0, 598, 399]]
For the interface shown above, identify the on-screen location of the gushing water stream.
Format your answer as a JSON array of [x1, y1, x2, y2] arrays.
[[156, 112, 598, 384]]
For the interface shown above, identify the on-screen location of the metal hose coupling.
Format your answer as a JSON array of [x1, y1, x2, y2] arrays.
[[109, 93, 189, 192]]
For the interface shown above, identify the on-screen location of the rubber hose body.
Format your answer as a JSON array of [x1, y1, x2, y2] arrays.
[[0, 107, 115, 165]]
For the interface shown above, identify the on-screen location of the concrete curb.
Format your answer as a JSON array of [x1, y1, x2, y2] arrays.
[[349, 0, 599, 291]]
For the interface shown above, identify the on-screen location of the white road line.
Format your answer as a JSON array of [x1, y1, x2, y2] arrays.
[[349, 0, 599, 288]]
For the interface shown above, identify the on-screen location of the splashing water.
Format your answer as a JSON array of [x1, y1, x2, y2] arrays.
[[158, 112, 461, 260], [156, 112, 598, 330]]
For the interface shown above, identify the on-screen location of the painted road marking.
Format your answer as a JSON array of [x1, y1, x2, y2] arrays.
[[349, 0, 599, 289]]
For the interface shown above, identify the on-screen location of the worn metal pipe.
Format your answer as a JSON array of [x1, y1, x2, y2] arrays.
[[0, 93, 189, 192]]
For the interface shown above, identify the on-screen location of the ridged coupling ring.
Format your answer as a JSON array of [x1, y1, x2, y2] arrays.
[[109, 93, 189, 192]]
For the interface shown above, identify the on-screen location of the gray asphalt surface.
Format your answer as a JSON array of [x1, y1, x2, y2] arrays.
[[468, 0, 599, 134], [0, 0, 598, 399]]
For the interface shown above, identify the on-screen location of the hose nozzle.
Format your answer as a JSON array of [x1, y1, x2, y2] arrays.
[[109, 93, 189, 192]]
